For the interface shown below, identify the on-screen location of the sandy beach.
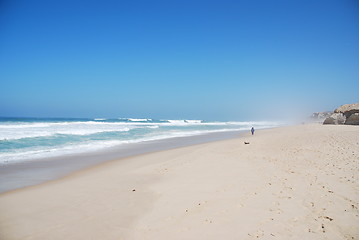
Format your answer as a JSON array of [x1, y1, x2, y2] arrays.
[[0, 124, 358, 240]]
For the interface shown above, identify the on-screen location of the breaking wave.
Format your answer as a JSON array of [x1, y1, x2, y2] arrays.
[[0, 117, 283, 163]]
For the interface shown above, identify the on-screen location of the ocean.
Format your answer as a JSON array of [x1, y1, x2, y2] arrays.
[[0, 117, 282, 164]]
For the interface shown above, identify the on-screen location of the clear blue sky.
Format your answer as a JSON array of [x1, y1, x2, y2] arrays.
[[1, 0, 358, 121]]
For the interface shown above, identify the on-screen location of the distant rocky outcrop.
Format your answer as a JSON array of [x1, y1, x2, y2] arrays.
[[334, 103, 359, 118], [323, 103, 359, 125], [311, 111, 333, 121], [323, 113, 346, 125], [345, 113, 359, 125]]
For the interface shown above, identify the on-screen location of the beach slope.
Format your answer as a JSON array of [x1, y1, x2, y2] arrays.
[[0, 124, 358, 239]]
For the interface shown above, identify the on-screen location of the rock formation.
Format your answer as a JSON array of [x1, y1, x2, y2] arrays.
[[334, 103, 359, 118], [323, 113, 346, 125], [311, 111, 332, 121], [345, 113, 359, 125], [323, 103, 359, 125]]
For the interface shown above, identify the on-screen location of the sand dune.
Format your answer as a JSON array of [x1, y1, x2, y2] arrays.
[[0, 124, 358, 239]]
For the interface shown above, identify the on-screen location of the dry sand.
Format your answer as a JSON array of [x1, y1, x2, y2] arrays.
[[0, 124, 358, 240]]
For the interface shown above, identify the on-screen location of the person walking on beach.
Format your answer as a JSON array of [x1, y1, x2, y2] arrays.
[[251, 127, 255, 135]]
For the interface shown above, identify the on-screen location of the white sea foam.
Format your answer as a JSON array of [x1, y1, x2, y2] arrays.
[[185, 120, 202, 124], [0, 140, 125, 164], [0, 122, 132, 140], [0, 120, 282, 141], [167, 120, 186, 124], [167, 119, 202, 125], [0, 118, 285, 164], [0, 128, 245, 164], [128, 118, 152, 122]]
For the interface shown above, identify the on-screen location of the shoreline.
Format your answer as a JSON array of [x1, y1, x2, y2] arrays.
[[0, 129, 245, 194], [0, 124, 358, 240]]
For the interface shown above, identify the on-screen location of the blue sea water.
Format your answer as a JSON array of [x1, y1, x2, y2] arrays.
[[0, 117, 282, 164]]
